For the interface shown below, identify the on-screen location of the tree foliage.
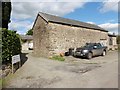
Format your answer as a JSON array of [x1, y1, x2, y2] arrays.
[[2, 28, 21, 63], [0, 28, 2, 64], [2, 1, 12, 29], [26, 29, 33, 35], [0, 2, 2, 28]]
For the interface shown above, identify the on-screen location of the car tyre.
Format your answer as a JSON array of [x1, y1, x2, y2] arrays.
[[87, 52, 92, 59], [65, 52, 70, 56], [102, 50, 106, 56]]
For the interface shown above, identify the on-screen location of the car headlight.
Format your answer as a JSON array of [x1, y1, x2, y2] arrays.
[[83, 50, 88, 53]]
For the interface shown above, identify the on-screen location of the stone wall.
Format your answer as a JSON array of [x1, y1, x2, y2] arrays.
[[22, 40, 33, 50], [48, 22, 108, 56], [33, 16, 108, 57], [108, 36, 117, 50], [33, 16, 50, 57]]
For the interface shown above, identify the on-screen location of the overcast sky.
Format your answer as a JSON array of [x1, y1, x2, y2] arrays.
[[9, 0, 119, 35]]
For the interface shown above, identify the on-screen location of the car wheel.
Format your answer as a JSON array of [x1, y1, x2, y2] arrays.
[[65, 52, 70, 56], [87, 52, 92, 59], [102, 50, 106, 56], [73, 52, 76, 57]]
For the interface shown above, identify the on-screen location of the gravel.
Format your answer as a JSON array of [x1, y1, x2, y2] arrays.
[[3, 50, 118, 88]]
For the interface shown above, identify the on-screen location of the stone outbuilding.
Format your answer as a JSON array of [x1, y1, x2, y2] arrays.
[[33, 12, 109, 57], [20, 35, 33, 50], [108, 34, 117, 50]]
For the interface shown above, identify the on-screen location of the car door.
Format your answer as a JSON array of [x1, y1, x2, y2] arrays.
[[92, 45, 99, 56], [96, 44, 103, 55]]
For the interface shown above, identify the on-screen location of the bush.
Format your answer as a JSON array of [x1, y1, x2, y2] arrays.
[[50, 55, 65, 61], [1, 28, 21, 63], [26, 29, 33, 35]]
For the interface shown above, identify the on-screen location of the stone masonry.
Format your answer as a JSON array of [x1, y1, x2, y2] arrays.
[[33, 12, 108, 57], [48, 22, 108, 56]]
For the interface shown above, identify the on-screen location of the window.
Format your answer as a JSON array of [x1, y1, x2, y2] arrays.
[[96, 43, 102, 48]]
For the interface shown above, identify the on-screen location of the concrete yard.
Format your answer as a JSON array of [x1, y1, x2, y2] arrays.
[[3, 50, 118, 88]]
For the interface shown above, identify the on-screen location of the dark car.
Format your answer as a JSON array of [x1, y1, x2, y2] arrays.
[[74, 43, 107, 59]]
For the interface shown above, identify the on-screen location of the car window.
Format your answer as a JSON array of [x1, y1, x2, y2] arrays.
[[85, 43, 103, 49], [96, 44, 102, 48]]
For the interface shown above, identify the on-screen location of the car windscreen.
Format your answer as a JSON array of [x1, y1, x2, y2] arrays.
[[83, 44, 93, 48]]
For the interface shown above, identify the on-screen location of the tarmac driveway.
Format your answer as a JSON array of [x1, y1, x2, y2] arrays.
[[3, 50, 118, 88]]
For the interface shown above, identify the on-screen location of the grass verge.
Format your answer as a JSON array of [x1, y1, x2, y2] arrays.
[[50, 55, 65, 61]]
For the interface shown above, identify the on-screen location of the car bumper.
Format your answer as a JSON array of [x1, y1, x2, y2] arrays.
[[75, 52, 88, 57]]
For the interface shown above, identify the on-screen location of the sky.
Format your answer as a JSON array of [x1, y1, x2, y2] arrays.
[[9, 0, 119, 35]]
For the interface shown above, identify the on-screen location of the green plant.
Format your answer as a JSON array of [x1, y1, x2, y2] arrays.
[[2, 28, 21, 63], [0, 78, 2, 89], [26, 29, 33, 35], [50, 55, 65, 61]]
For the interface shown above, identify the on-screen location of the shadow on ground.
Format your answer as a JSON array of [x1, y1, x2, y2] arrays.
[[20, 53, 28, 66], [13, 53, 28, 73], [1, 53, 29, 77], [73, 55, 102, 60]]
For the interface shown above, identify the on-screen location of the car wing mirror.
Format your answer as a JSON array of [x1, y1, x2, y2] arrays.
[[93, 46, 97, 49]]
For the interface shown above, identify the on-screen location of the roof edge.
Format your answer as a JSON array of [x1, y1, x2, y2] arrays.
[[38, 12, 108, 32], [49, 21, 108, 32], [32, 13, 49, 29], [38, 12, 49, 22]]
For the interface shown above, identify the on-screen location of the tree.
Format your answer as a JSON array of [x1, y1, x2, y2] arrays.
[[2, 1, 12, 29], [26, 29, 33, 35], [0, 2, 2, 28], [2, 28, 21, 63]]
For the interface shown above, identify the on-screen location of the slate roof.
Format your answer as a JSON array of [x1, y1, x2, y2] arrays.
[[20, 35, 33, 40], [108, 33, 117, 37], [38, 12, 108, 32]]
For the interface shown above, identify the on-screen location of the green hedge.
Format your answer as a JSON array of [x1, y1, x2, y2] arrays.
[[1, 28, 21, 63]]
